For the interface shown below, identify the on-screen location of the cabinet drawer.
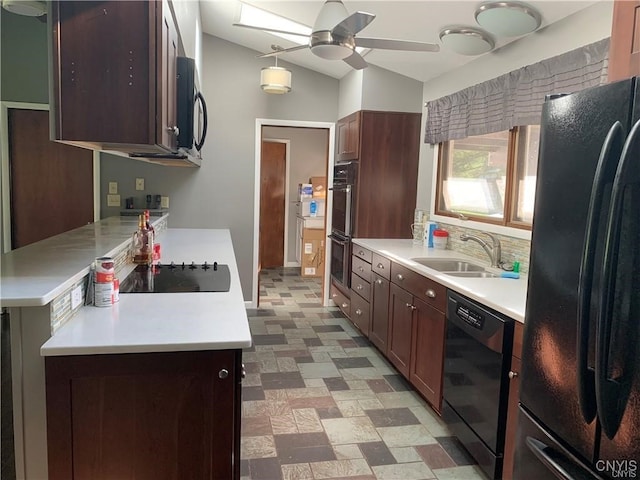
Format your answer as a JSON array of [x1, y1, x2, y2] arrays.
[[371, 253, 391, 280], [330, 283, 351, 318], [352, 256, 371, 282], [390, 262, 446, 312], [352, 245, 372, 263], [351, 293, 370, 336], [351, 272, 371, 301]]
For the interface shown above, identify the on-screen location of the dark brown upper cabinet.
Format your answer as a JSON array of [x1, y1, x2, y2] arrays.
[[336, 111, 361, 162], [350, 110, 421, 239], [51, 0, 179, 155], [608, 0, 640, 82]]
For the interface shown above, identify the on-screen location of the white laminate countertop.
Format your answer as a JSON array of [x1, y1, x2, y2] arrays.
[[352, 239, 528, 323], [0, 215, 167, 307], [41, 228, 251, 356]]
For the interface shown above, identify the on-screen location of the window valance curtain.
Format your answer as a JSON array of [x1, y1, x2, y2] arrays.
[[424, 38, 610, 144]]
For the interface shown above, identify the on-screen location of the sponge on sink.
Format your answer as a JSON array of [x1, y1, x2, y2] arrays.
[[500, 272, 520, 279]]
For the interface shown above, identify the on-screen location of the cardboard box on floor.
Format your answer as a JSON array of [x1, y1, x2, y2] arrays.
[[301, 228, 325, 277]]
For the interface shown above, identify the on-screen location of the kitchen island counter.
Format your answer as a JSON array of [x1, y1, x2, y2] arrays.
[[41, 228, 251, 356], [352, 238, 527, 323]]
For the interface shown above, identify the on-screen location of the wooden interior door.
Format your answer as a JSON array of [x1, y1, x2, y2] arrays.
[[259, 141, 286, 269], [9, 109, 94, 249]]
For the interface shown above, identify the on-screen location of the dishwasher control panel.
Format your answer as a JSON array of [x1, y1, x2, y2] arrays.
[[455, 304, 484, 330]]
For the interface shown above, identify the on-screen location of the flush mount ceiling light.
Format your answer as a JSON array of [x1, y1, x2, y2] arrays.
[[439, 27, 494, 56], [2, 0, 46, 16], [260, 48, 292, 94], [475, 2, 541, 37]]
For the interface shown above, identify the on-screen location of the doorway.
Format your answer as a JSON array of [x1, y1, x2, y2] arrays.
[[253, 119, 335, 308]]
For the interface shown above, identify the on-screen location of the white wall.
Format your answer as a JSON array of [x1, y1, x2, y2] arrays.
[[338, 69, 363, 118], [262, 126, 329, 265], [361, 65, 422, 113], [416, 1, 614, 213]]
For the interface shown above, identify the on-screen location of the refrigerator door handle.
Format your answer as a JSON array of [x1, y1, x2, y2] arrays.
[[525, 437, 603, 480], [596, 118, 640, 440], [576, 121, 624, 424]]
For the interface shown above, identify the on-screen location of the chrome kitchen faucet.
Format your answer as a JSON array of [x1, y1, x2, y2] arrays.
[[460, 232, 502, 268]]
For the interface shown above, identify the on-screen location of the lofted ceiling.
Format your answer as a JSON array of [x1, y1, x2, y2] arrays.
[[200, 0, 602, 82]]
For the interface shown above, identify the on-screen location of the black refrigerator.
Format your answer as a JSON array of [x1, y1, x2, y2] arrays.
[[515, 78, 640, 479]]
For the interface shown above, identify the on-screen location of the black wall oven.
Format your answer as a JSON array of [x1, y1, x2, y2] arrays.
[[329, 162, 357, 290]]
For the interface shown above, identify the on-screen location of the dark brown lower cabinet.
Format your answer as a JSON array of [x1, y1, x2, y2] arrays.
[[350, 291, 371, 336], [45, 349, 242, 480], [409, 297, 445, 413], [370, 273, 390, 352], [387, 283, 414, 378]]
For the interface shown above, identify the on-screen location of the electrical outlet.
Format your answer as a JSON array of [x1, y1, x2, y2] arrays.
[[107, 194, 120, 207], [71, 285, 83, 310], [161, 196, 169, 208], [135, 178, 145, 191], [108, 182, 118, 194]]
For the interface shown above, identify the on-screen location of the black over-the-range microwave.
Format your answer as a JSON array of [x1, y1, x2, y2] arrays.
[[177, 56, 208, 152], [129, 56, 208, 165]]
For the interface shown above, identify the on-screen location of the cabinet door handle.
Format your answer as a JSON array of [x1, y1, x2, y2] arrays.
[[358, 266, 365, 272], [358, 250, 365, 256], [167, 125, 180, 136], [332, 293, 338, 299], [356, 284, 363, 290], [425, 289, 436, 298], [376, 279, 383, 285], [218, 369, 229, 379], [355, 309, 362, 316], [341, 302, 349, 309], [376, 263, 385, 269], [508, 371, 519, 379], [405, 303, 417, 311], [241, 363, 246, 380], [396, 274, 404, 281]]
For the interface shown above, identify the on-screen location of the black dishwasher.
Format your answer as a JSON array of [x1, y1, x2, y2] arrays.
[[443, 290, 514, 480]]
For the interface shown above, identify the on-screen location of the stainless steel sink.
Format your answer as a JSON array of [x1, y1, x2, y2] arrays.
[[445, 271, 500, 278], [411, 258, 486, 272]]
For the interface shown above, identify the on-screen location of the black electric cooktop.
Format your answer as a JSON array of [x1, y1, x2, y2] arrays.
[[120, 262, 231, 293]]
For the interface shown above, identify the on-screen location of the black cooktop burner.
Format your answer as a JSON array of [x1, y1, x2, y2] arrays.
[[120, 262, 231, 293]]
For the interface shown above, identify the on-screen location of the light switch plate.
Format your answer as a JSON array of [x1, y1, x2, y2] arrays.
[[135, 178, 145, 190], [107, 194, 120, 207], [161, 196, 169, 208], [108, 182, 118, 194]]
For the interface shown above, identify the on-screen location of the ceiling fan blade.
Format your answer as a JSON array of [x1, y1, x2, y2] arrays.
[[233, 22, 310, 39], [257, 45, 308, 58], [332, 11, 375, 37], [355, 37, 440, 52], [343, 51, 368, 70]]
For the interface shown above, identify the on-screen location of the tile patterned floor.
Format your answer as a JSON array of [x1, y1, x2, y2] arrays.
[[242, 267, 486, 480]]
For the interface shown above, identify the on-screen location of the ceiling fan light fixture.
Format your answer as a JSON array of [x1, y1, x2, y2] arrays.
[[313, 0, 349, 31], [2, 0, 46, 16], [439, 27, 494, 56], [311, 43, 353, 60], [475, 2, 541, 37]]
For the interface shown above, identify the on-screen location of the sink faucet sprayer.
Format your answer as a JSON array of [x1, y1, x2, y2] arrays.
[[460, 232, 502, 268]]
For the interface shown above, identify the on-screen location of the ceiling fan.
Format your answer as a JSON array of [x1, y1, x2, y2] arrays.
[[234, 0, 440, 70]]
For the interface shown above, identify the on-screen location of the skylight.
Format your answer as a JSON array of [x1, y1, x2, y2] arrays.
[[238, 2, 311, 46]]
